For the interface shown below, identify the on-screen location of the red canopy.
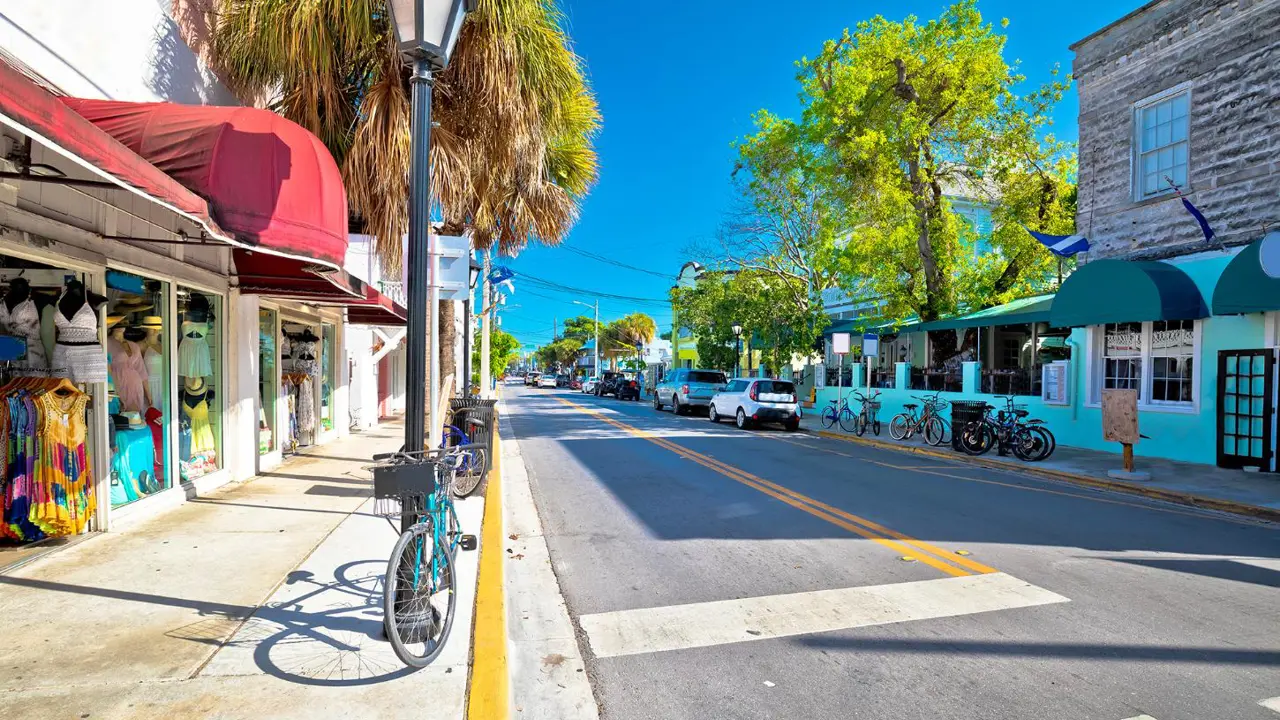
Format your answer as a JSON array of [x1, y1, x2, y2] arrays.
[[235, 252, 406, 326], [61, 99, 348, 271]]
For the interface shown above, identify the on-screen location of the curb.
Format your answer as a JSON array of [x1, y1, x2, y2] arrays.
[[467, 428, 508, 720], [810, 429, 1280, 523]]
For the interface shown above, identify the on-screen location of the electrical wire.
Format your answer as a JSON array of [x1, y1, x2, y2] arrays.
[[557, 244, 675, 279], [513, 270, 670, 306]]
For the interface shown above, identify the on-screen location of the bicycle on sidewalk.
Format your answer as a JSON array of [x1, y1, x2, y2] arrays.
[[850, 389, 882, 437], [888, 391, 951, 446], [820, 392, 859, 433], [957, 395, 1056, 461], [368, 445, 480, 667]]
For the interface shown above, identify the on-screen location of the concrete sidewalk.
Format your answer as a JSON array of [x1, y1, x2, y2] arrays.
[[0, 422, 484, 720], [799, 411, 1280, 521]]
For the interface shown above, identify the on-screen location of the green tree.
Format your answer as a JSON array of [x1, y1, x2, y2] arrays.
[[602, 313, 656, 368], [473, 329, 521, 381], [562, 315, 600, 343], [782, 0, 1072, 321], [535, 337, 582, 370]]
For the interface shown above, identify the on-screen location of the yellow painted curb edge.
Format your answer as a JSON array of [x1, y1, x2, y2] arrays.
[[467, 428, 508, 719], [813, 430, 1280, 523]]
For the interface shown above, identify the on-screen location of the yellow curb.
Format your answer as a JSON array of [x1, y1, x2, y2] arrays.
[[813, 429, 1280, 523], [467, 428, 508, 719]]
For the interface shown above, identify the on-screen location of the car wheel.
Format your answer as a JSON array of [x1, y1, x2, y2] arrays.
[[672, 397, 682, 415], [785, 418, 800, 432], [736, 408, 750, 430], [709, 404, 720, 423]]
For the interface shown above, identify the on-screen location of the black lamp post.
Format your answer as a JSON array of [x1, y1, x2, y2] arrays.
[[731, 322, 743, 378], [386, 0, 474, 462]]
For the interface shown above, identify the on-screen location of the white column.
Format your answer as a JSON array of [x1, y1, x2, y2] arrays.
[[480, 251, 492, 398]]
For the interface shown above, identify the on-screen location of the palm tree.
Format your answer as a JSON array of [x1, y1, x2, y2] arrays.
[[604, 313, 656, 370], [209, 0, 599, 395]]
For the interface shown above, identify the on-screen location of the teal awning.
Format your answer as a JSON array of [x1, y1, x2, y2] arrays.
[[1049, 259, 1208, 328], [1212, 236, 1280, 315], [917, 295, 1054, 332]]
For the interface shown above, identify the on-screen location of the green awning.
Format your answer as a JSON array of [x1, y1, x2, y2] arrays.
[[1049, 259, 1208, 328], [918, 295, 1054, 332], [1212, 237, 1280, 315]]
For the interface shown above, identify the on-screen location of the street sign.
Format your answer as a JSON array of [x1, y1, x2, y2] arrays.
[[1259, 230, 1280, 279], [862, 334, 879, 358], [832, 332, 851, 355]]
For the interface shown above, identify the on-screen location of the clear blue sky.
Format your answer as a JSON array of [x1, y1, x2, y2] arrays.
[[494, 0, 1145, 354]]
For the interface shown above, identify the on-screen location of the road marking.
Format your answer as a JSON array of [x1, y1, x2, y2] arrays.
[[578, 572, 1068, 658], [553, 397, 997, 578], [467, 431, 508, 720], [1121, 716, 1158, 720], [1260, 697, 1280, 713]]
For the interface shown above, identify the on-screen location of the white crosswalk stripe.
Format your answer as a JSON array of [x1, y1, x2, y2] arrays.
[[1260, 697, 1280, 713]]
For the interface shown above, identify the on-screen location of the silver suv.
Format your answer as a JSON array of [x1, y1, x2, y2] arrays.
[[654, 368, 728, 415]]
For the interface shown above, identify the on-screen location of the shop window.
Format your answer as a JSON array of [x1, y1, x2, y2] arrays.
[[1134, 88, 1190, 200], [177, 288, 222, 479], [282, 323, 321, 449], [106, 272, 171, 507], [321, 322, 336, 433], [259, 308, 277, 455], [1092, 320, 1199, 408]]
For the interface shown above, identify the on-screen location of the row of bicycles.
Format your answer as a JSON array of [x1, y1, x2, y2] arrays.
[[821, 390, 1057, 462]]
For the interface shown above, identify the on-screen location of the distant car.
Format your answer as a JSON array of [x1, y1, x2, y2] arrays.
[[596, 371, 629, 398], [538, 374, 558, 389], [525, 372, 541, 387], [709, 378, 800, 431], [581, 376, 599, 394], [569, 378, 582, 390], [654, 368, 728, 415], [556, 374, 571, 388]]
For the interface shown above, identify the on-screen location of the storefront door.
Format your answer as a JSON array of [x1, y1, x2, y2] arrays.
[[1216, 349, 1275, 470]]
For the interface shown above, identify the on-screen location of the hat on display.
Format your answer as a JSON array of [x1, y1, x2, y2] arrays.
[[140, 315, 163, 329], [106, 314, 126, 327], [122, 411, 144, 428], [113, 297, 153, 314]]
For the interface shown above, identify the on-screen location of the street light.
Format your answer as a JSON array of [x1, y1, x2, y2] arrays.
[[572, 299, 599, 379], [731, 322, 743, 378], [387, 0, 475, 460]]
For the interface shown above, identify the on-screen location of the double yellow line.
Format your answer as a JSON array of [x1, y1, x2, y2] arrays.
[[556, 397, 997, 578]]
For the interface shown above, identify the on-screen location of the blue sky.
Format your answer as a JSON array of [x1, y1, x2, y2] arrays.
[[493, 0, 1146, 354]]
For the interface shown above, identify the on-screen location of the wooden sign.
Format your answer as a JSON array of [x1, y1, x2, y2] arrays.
[[1102, 389, 1139, 444]]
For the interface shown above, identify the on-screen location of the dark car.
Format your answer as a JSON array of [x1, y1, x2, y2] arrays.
[[556, 374, 571, 388], [598, 371, 640, 400]]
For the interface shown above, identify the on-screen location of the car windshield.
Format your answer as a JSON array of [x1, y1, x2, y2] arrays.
[[688, 371, 727, 384], [756, 380, 796, 395]]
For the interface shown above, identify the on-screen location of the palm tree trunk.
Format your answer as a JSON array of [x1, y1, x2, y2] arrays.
[[440, 299, 458, 399]]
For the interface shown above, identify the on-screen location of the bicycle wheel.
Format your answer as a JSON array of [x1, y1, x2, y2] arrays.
[[384, 521, 457, 668], [820, 405, 838, 429], [1010, 428, 1041, 461], [888, 414, 911, 441], [451, 447, 487, 498], [959, 422, 994, 456], [923, 417, 949, 446], [1026, 426, 1055, 461], [853, 410, 867, 437], [872, 416, 881, 436], [838, 407, 859, 433]]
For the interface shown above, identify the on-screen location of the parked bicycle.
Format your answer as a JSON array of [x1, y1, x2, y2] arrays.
[[368, 446, 479, 667], [957, 395, 1056, 461], [820, 393, 860, 433], [851, 389, 882, 437], [888, 392, 951, 446], [441, 413, 488, 498]]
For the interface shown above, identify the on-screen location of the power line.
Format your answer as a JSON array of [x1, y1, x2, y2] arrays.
[[513, 270, 670, 305], [558, 243, 675, 279]]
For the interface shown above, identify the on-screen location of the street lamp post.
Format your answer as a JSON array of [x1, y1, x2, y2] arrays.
[[731, 322, 743, 378], [572, 299, 598, 380], [386, 0, 473, 466]]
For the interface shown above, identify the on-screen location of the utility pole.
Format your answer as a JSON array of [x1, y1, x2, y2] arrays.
[[479, 250, 492, 398]]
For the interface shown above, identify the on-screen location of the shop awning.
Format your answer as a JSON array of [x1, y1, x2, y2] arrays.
[[347, 286, 408, 326], [237, 253, 405, 326], [60, 99, 348, 271], [915, 295, 1055, 332], [0, 58, 234, 244], [1049, 259, 1208, 327], [1211, 235, 1280, 315]]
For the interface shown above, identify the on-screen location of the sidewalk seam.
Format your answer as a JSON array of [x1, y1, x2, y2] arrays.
[[811, 429, 1280, 523]]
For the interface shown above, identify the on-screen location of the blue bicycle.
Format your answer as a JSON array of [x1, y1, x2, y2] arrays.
[[370, 446, 477, 667], [441, 420, 488, 497]]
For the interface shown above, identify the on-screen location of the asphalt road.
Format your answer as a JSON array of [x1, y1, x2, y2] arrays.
[[503, 384, 1280, 720]]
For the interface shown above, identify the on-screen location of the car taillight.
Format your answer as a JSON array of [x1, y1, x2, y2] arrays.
[[749, 384, 758, 401], [681, 384, 689, 395], [629, 381, 637, 388]]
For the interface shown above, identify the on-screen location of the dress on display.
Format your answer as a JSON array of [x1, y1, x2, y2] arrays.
[[181, 387, 217, 457], [291, 340, 320, 376], [144, 346, 165, 409], [26, 388, 94, 536], [297, 376, 316, 434], [110, 426, 154, 506], [107, 338, 149, 414], [52, 298, 107, 383], [0, 298, 49, 369], [177, 319, 212, 378]]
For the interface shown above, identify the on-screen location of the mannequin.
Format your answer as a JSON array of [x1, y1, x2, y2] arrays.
[[2, 277, 53, 368], [140, 316, 165, 410], [180, 376, 217, 472], [289, 328, 320, 376], [53, 279, 108, 383], [178, 295, 213, 379], [107, 322, 149, 413]]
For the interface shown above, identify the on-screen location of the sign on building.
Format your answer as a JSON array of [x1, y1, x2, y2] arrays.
[[832, 332, 851, 355], [1042, 361, 1070, 405]]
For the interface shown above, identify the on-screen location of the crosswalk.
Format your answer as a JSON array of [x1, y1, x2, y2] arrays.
[[1123, 698, 1280, 718]]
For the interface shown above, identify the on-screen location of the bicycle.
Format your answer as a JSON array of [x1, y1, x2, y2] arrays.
[[888, 392, 951, 446], [369, 446, 478, 667], [441, 415, 488, 498], [820, 393, 860, 433], [958, 396, 1056, 461], [851, 390, 882, 437]]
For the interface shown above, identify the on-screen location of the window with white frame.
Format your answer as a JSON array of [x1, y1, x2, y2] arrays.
[[1135, 89, 1189, 199], [1093, 320, 1199, 407]]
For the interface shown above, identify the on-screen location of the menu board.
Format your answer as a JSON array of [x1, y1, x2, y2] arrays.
[[1042, 361, 1070, 405]]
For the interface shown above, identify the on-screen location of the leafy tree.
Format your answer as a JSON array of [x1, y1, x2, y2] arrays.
[[474, 329, 521, 381], [562, 315, 600, 343], [535, 337, 582, 370], [780, 0, 1073, 320]]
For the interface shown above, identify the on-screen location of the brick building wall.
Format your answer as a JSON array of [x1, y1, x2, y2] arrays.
[[1072, 0, 1280, 260]]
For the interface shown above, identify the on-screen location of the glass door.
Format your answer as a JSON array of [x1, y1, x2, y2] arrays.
[[258, 308, 277, 455]]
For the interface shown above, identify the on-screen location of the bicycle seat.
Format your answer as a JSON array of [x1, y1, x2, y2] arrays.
[[903, 403, 918, 410], [1014, 409, 1029, 418]]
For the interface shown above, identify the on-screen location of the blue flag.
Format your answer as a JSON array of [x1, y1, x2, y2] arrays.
[[1180, 197, 1216, 244], [1023, 226, 1090, 257]]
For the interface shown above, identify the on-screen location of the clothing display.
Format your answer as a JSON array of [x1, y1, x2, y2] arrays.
[[107, 338, 149, 414], [144, 346, 165, 408], [53, 297, 107, 384], [110, 425, 154, 507], [145, 407, 165, 484], [0, 377, 94, 541], [297, 375, 316, 435], [177, 318, 212, 378], [0, 298, 49, 369], [291, 340, 319, 376], [180, 383, 217, 478]]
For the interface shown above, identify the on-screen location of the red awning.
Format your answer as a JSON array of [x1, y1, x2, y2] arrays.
[[61, 98, 348, 271], [0, 58, 233, 244], [348, 286, 408, 326], [236, 253, 405, 326]]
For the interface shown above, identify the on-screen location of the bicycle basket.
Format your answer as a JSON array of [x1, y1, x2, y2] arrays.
[[372, 460, 440, 519], [866, 401, 882, 411]]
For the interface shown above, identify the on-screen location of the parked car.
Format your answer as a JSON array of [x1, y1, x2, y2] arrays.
[[581, 376, 599, 394], [569, 378, 582, 390], [654, 368, 728, 415], [597, 371, 639, 400], [525, 372, 541, 387], [538, 374, 559, 389], [709, 378, 800, 431], [555, 374, 571, 388]]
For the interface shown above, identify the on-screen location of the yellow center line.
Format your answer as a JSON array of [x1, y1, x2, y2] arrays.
[[555, 397, 992, 577]]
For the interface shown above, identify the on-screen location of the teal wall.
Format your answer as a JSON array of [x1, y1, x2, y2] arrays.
[[815, 253, 1269, 467]]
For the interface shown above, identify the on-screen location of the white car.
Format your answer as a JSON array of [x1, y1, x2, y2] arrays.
[[581, 376, 599, 393], [537, 374, 559, 389], [708, 378, 800, 431]]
